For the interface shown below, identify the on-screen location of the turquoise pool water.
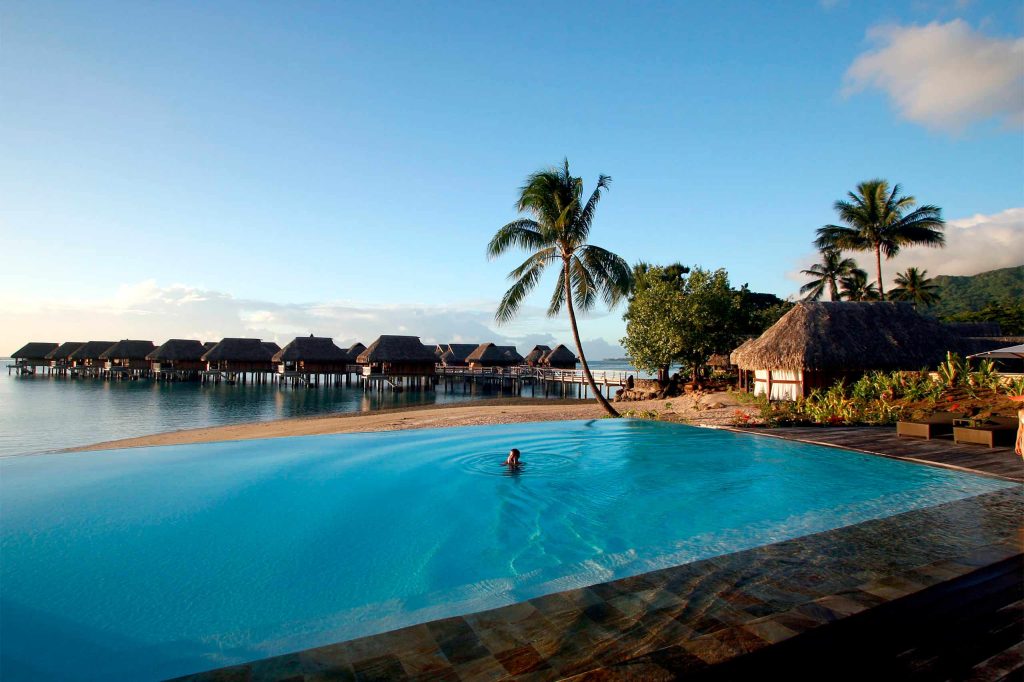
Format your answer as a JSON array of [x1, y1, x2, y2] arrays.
[[0, 419, 1013, 680]]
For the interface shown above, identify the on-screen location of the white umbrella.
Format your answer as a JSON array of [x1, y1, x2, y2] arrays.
[[968, 344, 1024, 359]]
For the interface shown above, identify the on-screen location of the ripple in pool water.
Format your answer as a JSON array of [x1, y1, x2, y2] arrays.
[[0, 419, 1013, 681]]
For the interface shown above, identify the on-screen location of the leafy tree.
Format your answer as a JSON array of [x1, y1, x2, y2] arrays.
[[814, 179, 944, 300], [674, 268, 740, 381], [488, 159, 632, 417], [734, 286, 793, 336], [890, 267, 941, 307], [621, 265, 686, 383], [621, 265, 739, 383], [800, 248, 859, 301], [839, 269, 880, 301]]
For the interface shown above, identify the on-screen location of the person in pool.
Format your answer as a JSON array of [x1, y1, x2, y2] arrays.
[[505, 448, 521, 468]]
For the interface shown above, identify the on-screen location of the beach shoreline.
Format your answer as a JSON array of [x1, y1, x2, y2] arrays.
[[68, 393, 754, 452]]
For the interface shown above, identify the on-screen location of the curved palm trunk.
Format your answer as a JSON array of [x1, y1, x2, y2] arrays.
[[828, 277, 838, 301], [563, 262, 620, 417], [874, 244, 885, 301]]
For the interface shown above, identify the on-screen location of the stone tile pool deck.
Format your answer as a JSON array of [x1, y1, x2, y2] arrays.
[[173, 427, 1023, 682]]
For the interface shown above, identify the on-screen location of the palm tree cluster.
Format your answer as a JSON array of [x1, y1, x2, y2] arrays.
[[802, 179, 945, 306], [487, 159, 633, 417]]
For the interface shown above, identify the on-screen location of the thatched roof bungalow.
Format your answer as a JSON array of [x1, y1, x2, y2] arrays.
[[346, 342, 367, 363], [437, 343, 478, 367], [68, 341, 116, 368], [202, 338, 278, 372], [45, 341, 86, 368], [542, 344, 578, 369], [147, 339, 208, 372], [273, 336, 349, 373], [524, 345, 551, 367], [100, 340, 156, 370], [466, 343, 523, 369], [357, 335, 436, 376], [731, 302, 960, 400], [11, 342, 60, 367]]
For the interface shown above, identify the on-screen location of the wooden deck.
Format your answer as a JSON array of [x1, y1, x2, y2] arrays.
[[741, 425, 1024, 482]]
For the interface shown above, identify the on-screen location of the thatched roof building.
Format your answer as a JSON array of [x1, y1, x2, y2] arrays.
[[273, 336, 349, 372], [148, 339, 207, 362], [69, 341, 116, 367], [437, 343, 477, 367], [543, 344, 578, 369], [202, 338, 278, 372], [11, 342, 59, 363], [147, 339, 208, 371], [357, 335, 436, 376], [100, 340, 156, 369], [46, 342, 85, 364], [524, 345, 551, 367], [346, 342, 367, 363], [465, 343, 523, 368], [731, 302, 961, 400]]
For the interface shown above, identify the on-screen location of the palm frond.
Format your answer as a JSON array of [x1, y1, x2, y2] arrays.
[[570, 256, 598, 313], [495, 259, 547, 324], [576, 244, 632, 306], [547, 263, 567, 317], [486, 220, 547, 259]]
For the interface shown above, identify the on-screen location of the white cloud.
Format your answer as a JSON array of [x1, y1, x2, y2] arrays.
[[788, 207, 1024, 292], [0, 283, 626, 360], [844, 19, 1024, 132]]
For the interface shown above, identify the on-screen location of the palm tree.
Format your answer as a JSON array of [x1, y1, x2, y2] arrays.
[[814, 179, 944, 300], [488, 160, 633, 417], [890, 267, 941, 308], [799, 248, 859, 301], [839, 269, 880, 301]]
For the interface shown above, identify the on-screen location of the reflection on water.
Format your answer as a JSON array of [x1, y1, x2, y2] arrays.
[[0, 363, 567, 456]]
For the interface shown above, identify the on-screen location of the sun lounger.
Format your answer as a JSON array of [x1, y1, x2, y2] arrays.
[[952, 418, 1018, 448], [896, 411, 956, 440]]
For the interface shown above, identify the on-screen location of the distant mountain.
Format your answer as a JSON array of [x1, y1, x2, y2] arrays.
[[927, 265, 1024, 318]]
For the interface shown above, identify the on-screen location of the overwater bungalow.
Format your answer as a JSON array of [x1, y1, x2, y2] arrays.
[[201, 338, 279, 379], [436, 343, 478, 367], [147, 339, 209, 378], [100, 340, 156, 375], [346, 342, 367, 364], [542, 344, 578, 369], [466, 343, 523, 369], [68, 341, 117, 371], [357, 335, 436, 382], [731, 301, 959, 401], [10, 342, 59, 374], [524, 345, 552, 367], [45, 341, 86, 372], [273, 336, 349, 377]]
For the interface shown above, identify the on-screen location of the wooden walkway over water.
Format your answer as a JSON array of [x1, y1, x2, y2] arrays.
[[6, 361, 635, 399], [436, 366, 631, 399]]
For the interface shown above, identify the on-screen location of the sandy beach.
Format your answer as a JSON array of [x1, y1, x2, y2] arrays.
[[70, 392, 755, 452]]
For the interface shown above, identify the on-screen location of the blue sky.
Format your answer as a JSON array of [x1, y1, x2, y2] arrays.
[[2, 1, 1022, 355]]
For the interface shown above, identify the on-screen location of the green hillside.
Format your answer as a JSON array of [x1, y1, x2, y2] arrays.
[[928, 265, 1024, 317]]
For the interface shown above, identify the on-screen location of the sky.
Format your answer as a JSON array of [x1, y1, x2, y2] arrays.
[[2, 0, 1022, 357]]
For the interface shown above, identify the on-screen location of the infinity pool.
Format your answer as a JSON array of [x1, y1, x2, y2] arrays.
[[0, 420, 1013, 680]]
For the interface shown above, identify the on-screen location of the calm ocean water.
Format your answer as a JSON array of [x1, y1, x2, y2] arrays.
[[0, 359, 642, 456]]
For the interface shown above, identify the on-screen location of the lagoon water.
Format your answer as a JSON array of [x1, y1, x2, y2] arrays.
[[0, 359, 638, 456]]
